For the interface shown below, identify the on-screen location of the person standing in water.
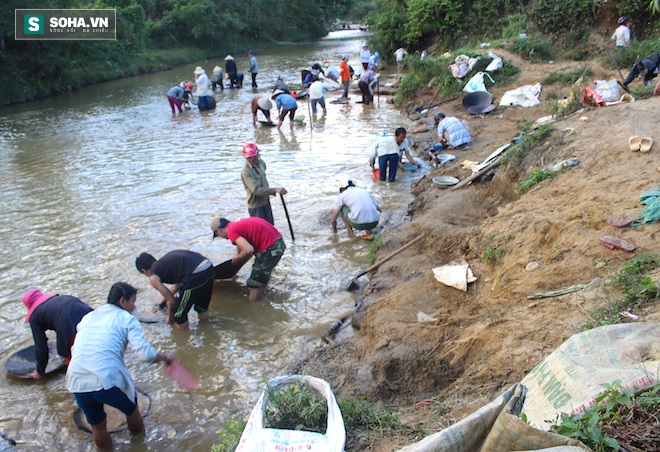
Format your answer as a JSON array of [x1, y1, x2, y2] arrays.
[[66, 282, 171, 450]]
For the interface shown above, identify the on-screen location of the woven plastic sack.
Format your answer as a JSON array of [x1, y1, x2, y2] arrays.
[[593, 79, 620, 102], [236, 375, 346, 451]]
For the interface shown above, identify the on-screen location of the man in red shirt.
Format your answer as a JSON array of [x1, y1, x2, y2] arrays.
[[211, 216, 286, 301]]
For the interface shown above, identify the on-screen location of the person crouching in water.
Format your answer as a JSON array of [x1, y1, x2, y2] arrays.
[[211, 65, 224, 91], [331, 179, 381, 241], [66, 282, 172, 450], [358, 66, 378, 105], [251, 96, 274, 125], [166, 83, 186, 114]]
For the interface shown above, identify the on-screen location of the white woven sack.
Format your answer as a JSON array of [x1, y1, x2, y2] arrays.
[[236, 375, 346, 451]]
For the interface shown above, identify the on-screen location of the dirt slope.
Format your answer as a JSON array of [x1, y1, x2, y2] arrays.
[[294, 50, 660, 450]]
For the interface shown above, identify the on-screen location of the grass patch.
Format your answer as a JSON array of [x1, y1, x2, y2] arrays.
[[396, 56, 462, 106], [542, 67, 592, 85], [367, 235, 384, 265], [508, 34, 555, 62], [628, 83, 655, 100], [480, 230, 513, 263], [601, 37, 660, 74], [514, 168, 557, 194], [265, 379, 328, 433], [339, 397, 402, 433], [549, 381, 660, 451], [500, 122, 554, 167], [211, 419, 246, 452], [581, 253, 660, 330]]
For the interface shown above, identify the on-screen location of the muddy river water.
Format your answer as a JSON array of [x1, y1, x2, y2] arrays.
[[0, 30, 425, 450]]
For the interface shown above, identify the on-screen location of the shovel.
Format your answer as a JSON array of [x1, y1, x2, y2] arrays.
[[346, 234, 425, 291]]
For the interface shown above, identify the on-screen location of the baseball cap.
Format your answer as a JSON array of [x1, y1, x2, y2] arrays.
[[211, 216, 230, 238]]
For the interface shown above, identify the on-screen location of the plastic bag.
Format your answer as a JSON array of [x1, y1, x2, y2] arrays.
[[432, 263, 477, 291], [499, 83, 542, 107], [593, 79, 620, 102], [236, 375, 346, 452], [485, 50, 503, 72], [462, 72, 495, 93]]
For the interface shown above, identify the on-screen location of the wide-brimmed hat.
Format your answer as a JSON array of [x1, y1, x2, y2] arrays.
[[22, 289, 57, 322], [271, 89, 286, 99], [194, 66, 205, 75], [224, 55, 234, 61], [257, 97, 272, 110], [213, 65, 221, 72]]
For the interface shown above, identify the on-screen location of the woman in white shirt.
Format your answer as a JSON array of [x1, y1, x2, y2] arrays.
[[611, 16, 630, 49], [66, 282, 171, 450]]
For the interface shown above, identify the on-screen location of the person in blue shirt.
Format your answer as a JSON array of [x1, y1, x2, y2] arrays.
[[272, 90, 298, 129], [248, 50, 258, 88], [435, 112, 471, 149]]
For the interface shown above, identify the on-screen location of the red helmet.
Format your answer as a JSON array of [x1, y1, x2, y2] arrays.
[[243, 141, 259, 158]]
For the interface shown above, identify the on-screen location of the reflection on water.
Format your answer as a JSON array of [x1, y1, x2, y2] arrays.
[[0, 30, 423, 449]]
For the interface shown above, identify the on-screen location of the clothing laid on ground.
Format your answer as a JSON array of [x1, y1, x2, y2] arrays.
[[66, 303, 158, 403], [437, 117, 471, 147], [611, 25, 630, 48], [226, 217, 285, 288], [150, 250, 215, 324], [335, 187, 381, 228], [29, 295, 93, 375]]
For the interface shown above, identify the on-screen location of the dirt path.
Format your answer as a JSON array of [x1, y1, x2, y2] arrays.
[[294, 50, 660, 450]]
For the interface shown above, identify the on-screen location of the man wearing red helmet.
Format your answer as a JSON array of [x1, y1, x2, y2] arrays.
[[240, 141, 288, 224]]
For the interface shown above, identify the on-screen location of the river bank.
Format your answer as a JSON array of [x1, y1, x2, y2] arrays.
[[294, 49, 660, 450]]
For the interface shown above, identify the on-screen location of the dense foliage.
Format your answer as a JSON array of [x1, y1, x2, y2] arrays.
[[0, 0, 354, 104], [366, 0, 659, 62]]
